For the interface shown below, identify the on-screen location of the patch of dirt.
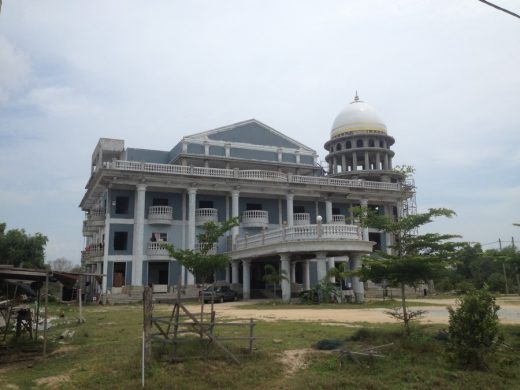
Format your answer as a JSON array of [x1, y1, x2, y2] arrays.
[[279, 348, 312, 376], [34, 375, 71, 387], [50, 345, 80, 355]]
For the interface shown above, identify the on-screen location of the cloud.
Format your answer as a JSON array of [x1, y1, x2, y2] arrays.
[[23, 86, 101, 117], [0, 35, 30, 103]]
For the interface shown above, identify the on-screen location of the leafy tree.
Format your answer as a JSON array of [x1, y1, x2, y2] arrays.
[[448, 289, 500, 369], [262, 264, 289, 301], [0, 222, 48, 268], [49, 257, 75, 272], [163, 218, 239, 287], [354, 207, 461, 334]]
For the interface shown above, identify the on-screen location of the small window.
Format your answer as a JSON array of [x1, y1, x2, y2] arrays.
[[114, 232, 128, 250], [115, 196, 129, 214], [368, 139, 375, 147], [153, 198, 168, 206], [150, 232, 168, 242], [336, 144, 342, 151], [199, 200, 214, 208], [346, 141, 352, 149], [332, 207, 341, 215], [246, 203, 262, 211], [356, 140, 363, 148]]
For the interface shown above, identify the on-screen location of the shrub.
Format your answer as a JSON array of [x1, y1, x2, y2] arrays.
[[447, 289, 500, 369]]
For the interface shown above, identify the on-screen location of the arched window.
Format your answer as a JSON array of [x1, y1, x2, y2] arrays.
[[368, 139, 375, 147], [336, 143, 342, 151], [356, 139, 363, 148], [346, 141, 352, 149]]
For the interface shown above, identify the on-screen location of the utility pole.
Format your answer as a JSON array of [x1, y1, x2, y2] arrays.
[[513, 237, 520, 296], [500, 238, 510, 294]]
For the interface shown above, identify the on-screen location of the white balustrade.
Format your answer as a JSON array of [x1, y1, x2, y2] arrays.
[[147, 242, 170, 257], [331, 214, 346, 224], [195, 242, 217, 255], [293, 213, 310, 226], [107, 160, 402, 192], [88, 207, 105, 222], [196, 208, 218, 225], [241, 210, 269, 228], [235, 224, 361, 250], [85, 244, 104, 259], [148, 206, 173, 224]]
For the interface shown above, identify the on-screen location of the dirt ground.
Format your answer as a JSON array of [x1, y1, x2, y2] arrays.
[[182, 297, 520, 325]]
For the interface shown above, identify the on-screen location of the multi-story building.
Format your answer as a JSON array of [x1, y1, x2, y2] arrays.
[[80, 95, 412, 303]]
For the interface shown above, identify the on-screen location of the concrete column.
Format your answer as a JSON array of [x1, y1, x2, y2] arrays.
[[231, 260, 239, 284], [242, 260, 251, 300], [231, 189, 240, 246], [352, 153, 357, 171], [384, 154, 389, 170], [376, 152, 381, 170], [327, 257, 335, 283], [332, 157, 337, 174], [385, 204, 393, 254], [303, 260, 310, 290], [187, 187, 197, 285], [325, 201, 333, 223], [225, 265, 230, 283], [388, 157, 393, 170], [350, 253, 364, 303], [286, 193, 294, 227], [364, 152, 370, 170], [102, 189, 111, 301], [280, 254, 291, 302], [360, 198, 369, 240], [132, 183, 146, 286], [290, 262, 296, 283], [341, 154, 347, 173], [315, 251, 327, 282]]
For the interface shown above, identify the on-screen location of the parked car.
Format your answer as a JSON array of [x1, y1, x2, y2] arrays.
[[200, 286, 238, 303]]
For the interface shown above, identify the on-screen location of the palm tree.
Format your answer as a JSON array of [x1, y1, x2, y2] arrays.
[[262, 264, 289, 301]]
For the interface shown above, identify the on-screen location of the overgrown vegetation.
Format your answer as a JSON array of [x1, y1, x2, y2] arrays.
[[0, 222, 48, 268], [448, 289, 501, 370]]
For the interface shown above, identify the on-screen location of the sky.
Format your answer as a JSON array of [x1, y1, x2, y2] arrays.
[[0, 0, 519, 265]]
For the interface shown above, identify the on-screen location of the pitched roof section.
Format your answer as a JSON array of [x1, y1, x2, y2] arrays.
[[185, 119, 315, 152]]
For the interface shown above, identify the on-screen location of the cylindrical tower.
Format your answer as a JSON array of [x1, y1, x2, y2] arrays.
[[324, 94, 402, 183]]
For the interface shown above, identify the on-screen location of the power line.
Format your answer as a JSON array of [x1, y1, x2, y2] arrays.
[[477, 0, 520, 19]]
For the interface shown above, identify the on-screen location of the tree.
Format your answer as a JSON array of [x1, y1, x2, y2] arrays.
[[0, 222, 48, 268], [448, 289, 500, 369], [262, 264, 289, 301], [354, 207, 461, 334], [49, 257, 75, 272]]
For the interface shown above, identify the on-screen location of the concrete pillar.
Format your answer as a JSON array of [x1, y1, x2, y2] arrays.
[[242, 260, 251, 300], [187, 187, 197, 285], [352, 153, 357, 171], [325, 201, 333, 223], [388, 157, 393, 170], [341, 154, 347, 173], [280, 254, 291, 302], [132, 183, 146, 286], [231, 260, 239, 284], [360, 198, 369, 240], [332, 157, 337, 174], [376, 152, 381, 170], [303, 260, 310, 290], [364, 152, 370, 171], [290, 262, 296, 283], [225, 265, 230, 283], [231, 189, 240, 246], [327, 257, 335, 283], [384, 154, 389, 170], [286, 193, 294, 227], [350, 253, 364, 303], [102, 189, 111, 300], [385, 204, 393, 254], [315, 251, 327, 282]]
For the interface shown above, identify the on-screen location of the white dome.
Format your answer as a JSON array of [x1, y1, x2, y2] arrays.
[[331, 95, 387, 138]]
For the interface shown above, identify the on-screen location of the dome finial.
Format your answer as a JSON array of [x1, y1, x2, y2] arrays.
[[354, 91, 359, 102]]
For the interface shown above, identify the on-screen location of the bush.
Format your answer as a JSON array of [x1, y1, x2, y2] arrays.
[[447, 289, 500, 369]]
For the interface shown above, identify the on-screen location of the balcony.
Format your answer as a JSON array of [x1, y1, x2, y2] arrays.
[[331, 214, 346, 225], [148, 206, 173, 225], [85, 244, 104, 261], [293, 213, 310, 226], [87, 207, 105, 227], [147, 242, 171, 259], [82, 220, 96, 236], [241, 210, 269, 228], [196, 208, 218, 226], [195, 243, 217, 255]]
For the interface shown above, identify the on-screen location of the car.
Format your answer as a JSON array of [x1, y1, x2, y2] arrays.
[[200, 286, 238, 303]]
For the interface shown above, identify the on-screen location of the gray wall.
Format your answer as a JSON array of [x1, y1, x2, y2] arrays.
[[109, 223, 134, 255], [109, 189, 135, 219], [126, 148, 170, 164]]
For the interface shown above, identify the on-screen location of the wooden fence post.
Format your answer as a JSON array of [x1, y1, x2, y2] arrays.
[[143, 286, 152, 364]]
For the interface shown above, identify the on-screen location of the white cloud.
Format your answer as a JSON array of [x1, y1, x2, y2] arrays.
[[24, 86, 101, 117], [0, 35, 30, 103]]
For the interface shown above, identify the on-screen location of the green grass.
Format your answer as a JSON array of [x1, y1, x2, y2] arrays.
[[1, 303, 519, 389]]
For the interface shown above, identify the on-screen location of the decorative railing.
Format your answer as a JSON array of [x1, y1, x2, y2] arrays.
[[148, 206, 173, 224], [235, 224, 361, 250], [196, 208, 218, 225], [241, 210, 269, 228], [147, 242, 170, 257], [331, 214, 346, 224], [82, 220, 96, 235], [85, 244, 104, 259], [88, 207, 105, 222], [195, 243, 217, 255], [293, 213, 310, 226], [108, 160, 402, 191]]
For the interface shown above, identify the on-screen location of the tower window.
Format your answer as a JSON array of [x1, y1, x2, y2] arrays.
[[356, 140, 363, 148], [114, 232, 128, 250], [115, 196, 129, 214], [336, 143, 342, 151], [346, 141, 352, 149], [369, 139, 375, 147]]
